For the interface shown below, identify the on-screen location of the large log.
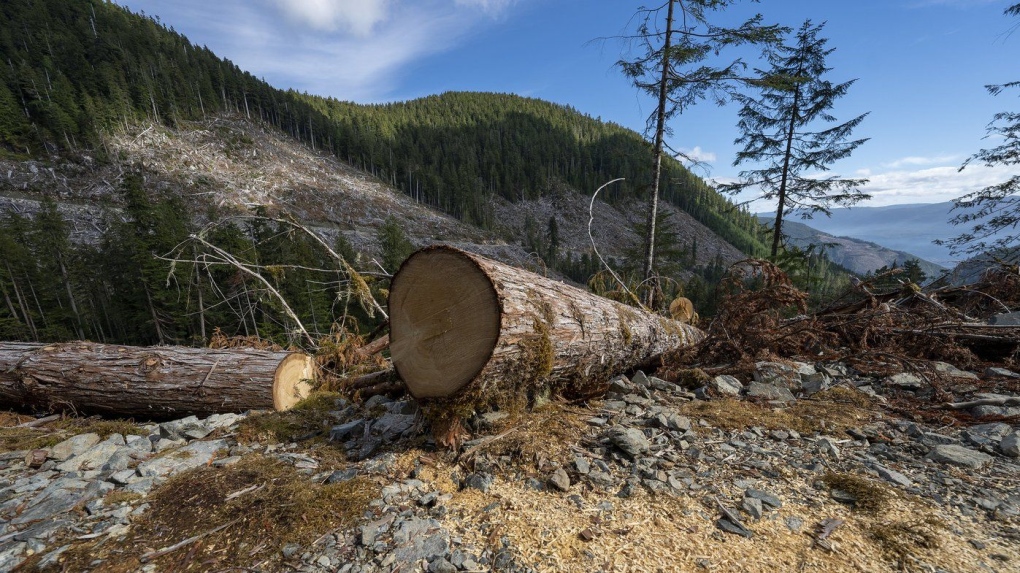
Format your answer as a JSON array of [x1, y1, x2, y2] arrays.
[[0, 342, 316, 419], [388, 246, 704, 408]]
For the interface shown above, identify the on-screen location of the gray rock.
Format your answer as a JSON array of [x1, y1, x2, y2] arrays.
[[463, 472, 494, 493], [153, 437, 186, 452], [1001, 433, 1020, 458], [363, 394, 393, 410], [360, 515, 394, 546], [607, 427, 650, 458], [159, 416, 203, 440], [205, 413, 243, 429], [11, 485, 94, 526], [281, 543, 301, 558], [989, 311, 1020, 325], [330, 419, 366, 442], [746, 382, 796, 402], [326, 468, 359, 483], [136, 439, 228, 478], [430, 558, 458, 573], [786, 516, 804, 533], [709, 375, 743, 396], [122, 477, 157, 495], [393, 531, 449, 564], [972, 405, 1020, 418], [742, 497, 763, 520], [716, 518, 753, 538], [608, 376, 632, 394], [0, 542, 27, 572], [964, 423, 1013, 447], [745, 488, 782, 508], [753, 362, 801, 389], [932, 362, 979, 380], [374, 413, 417, 440], [655, 412, 692, 432], [884, 373, 924, 390], [49, 433, 100, 461], [36, 544, 71, 570], [927, 444, 994, 469], [801, 372, 833, 395], [631, 370, 650, 388], [56, 443, 120, 473], [548, 468, 570, 492], [874, 464, 912, 487], [985, 367, 1020, 379], [108, 469, 138, 485], [816, 437, 841, 460], [125, 434, 152, 452], [574, 456, 591, 475], [919, 432, 960, 446]]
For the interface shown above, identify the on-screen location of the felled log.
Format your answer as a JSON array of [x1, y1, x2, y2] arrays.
[[388, 246, 704, 407], [0, 341, 316, 419]]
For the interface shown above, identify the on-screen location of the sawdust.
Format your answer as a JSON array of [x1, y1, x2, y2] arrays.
[[440, 473, 1019, 573]]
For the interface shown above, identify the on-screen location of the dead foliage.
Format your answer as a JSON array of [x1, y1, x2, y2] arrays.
[[45, 455, 378, 572], [208, 327, 283, 351], [315, 319, 389, 392], [678, 388, 876, 437], [820, 472, 891, 515], [235, 392, 345, 445], [868, 516, 945, 566], [663, 260, 1020, 392], [0, 414, 146, 452]]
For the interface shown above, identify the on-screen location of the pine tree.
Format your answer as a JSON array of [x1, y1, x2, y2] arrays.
[[722, 20, 870, 259], [617, 0, 784, 296], [941, 4, 1020, 258]]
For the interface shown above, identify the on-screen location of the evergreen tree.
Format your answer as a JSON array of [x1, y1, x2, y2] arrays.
[[617, 0, 783, 294], [378, 217, 414, 274], [942, 4, 1020, 258], [722, 20, 870, 259]]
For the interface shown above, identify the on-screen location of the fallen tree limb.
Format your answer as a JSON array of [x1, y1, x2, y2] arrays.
[[944, 397, 1020, 410], [0, 342, 316, 419], [389, 246, 704, 411]]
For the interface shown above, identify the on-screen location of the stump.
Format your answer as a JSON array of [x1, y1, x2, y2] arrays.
[[0, 342, 316, 418], [388, 246, 704, 409]]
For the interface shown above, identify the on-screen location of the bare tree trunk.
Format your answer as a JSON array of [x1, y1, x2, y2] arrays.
[[0, 342, 316, 419], [390, 246, 704, 404], [642, 0, 677, 304]]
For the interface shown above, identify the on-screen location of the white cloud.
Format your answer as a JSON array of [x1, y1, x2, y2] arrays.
[[122, 0, 524, 101], [454, 0, 517, 13], [268, 0, 391, 35], [679, 146, 716, 164], [860, 162, 1014, 206], [880, 154, 961, 169]]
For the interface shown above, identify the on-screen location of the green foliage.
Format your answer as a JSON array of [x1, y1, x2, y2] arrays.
[[722, 20, 870, 258], [942, 2, 1019, 258], [377, 217, 415, 274]]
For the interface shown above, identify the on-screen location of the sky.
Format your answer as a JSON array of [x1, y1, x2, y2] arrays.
[[113, 0, 1019, 210]]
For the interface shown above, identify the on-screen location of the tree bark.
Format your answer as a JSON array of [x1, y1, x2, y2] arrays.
[[389, 246, 704, 404], [0, 342, 316, 419]]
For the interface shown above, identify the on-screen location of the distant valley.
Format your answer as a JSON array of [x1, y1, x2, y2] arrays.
[[755, 215, 946, 278], [768, 202, 970, 268]]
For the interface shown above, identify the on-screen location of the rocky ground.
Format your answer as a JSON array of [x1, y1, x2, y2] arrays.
[[2, 359, 1019, 572]]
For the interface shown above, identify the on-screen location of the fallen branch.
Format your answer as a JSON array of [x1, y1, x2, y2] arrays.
[[140, 518, 242, 562], [944, 397, 1020, 410]]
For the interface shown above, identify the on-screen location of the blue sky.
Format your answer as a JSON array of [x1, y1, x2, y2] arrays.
[[115, 0, 1018, 209]]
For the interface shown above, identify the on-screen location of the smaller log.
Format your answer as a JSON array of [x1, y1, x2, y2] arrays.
[[0, 342, 316, 419], [355, 334, 390, 359]]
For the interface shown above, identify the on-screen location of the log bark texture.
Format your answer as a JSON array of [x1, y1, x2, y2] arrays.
[[0, 342, 315, 418], [388, 246, 705, 403]]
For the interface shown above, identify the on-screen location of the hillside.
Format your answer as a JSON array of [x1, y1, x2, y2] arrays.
[[0, 0, 769, 260], [756, 216, 946, 278]]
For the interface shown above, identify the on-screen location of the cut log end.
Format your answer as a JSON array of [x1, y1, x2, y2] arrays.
[[389, 248, 502, 399], [272, 353, 316, 410]]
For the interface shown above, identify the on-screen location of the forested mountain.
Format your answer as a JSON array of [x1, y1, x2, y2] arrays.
[[0, 0, 812, 346], [0, 0, 767, 256]]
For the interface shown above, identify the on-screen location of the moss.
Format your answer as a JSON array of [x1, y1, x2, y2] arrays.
[[50, 455, 378, 572], [821, 472, 890, 515], [236, 392, 341, 444], [104, 491, 143, 505], [674, 368, 711, 390], [868, 517, 944, 564]]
